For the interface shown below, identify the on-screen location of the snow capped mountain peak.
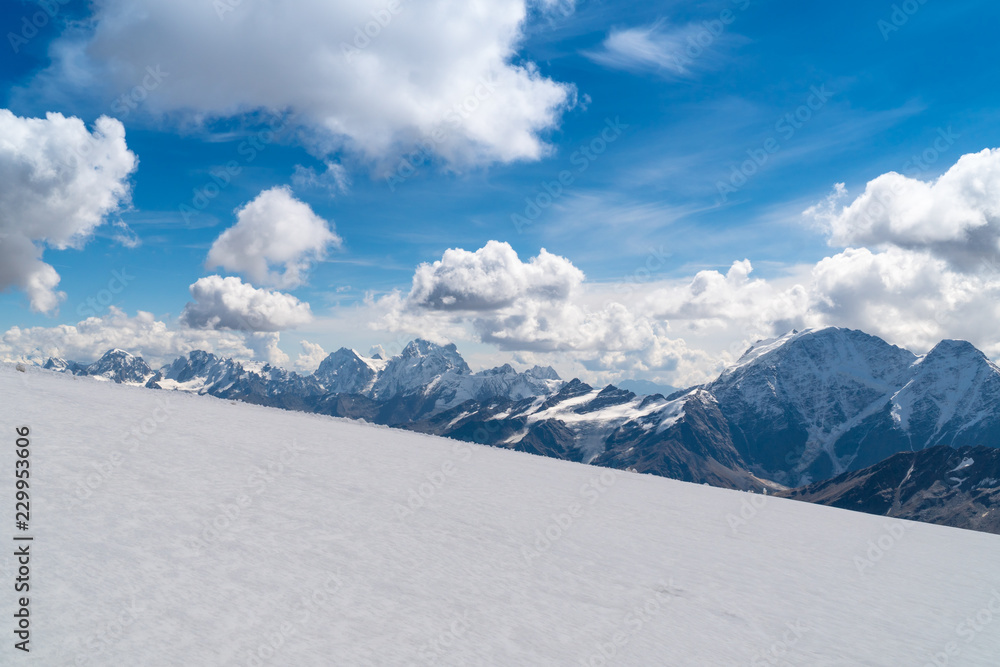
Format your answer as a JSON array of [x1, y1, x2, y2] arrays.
[[526, 364, 560, 381], [371, 339, 471, 400], [59, 339, 563, 417], [541, 378, 593, 407], [314, 348, 382, 394], [481, 363, 516, 376], [82, 348, 154, 384], [890, 337, 1000, 443], [399, 338, 469, 366], [920, 338, 989, 365], [42, 357, 83, 374], [717, 327, 917, 396], [155, 350, 248, 392], [712, 327, 920, 484], [730, 329, 804, 369], [729, 327, 915, 375]]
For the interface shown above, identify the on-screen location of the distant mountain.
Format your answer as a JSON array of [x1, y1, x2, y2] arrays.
[[44, 339, 563, 425], [706, 328, 1000, 486], [45, 349, 153, 385], [836, 339, 1000, 471], [314, 347, 384, 395], [779, 445, 1000, 535], [37, 328, 1000, 532], [707, 328, 918, 485]]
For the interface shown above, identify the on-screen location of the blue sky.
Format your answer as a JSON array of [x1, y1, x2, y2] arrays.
[[1, 0, 999, 385]]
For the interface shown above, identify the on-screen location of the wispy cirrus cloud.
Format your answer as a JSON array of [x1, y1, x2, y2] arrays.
[[584, 19, 742, 77]]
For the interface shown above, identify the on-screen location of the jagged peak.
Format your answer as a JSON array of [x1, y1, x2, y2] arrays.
[[922, 339, 986, 362], [90, 348, 149, 369], [557, 378, 593, 394], [402, 338, 456, 355], [526, 365, 560, 381], [184, 349, 218, 362], [315, 347, 375, 379], [321, 347, 364, 362], [728, 327, 911, 374], [390, 339, 470, 373], [596, 384, 632, 398], [479, 363, 516, 376]]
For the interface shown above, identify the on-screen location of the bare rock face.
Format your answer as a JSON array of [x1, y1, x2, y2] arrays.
[[779, 445, 1000, 535]]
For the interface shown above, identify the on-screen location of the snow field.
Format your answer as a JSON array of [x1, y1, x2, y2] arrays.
[[1, 363, 999, 665]]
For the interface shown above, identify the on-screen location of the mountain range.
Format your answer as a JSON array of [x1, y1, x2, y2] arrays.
[[40, 327, 1000, 533], [780, 445, 1000, 534]]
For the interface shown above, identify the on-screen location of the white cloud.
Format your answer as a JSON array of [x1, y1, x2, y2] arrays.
[[585, 20, 738, 77], [206, 187, 341, 289], [0, 307, 255, 366], [376, 242, 721, 385], [586, 24, 693, 75], [247, 332, 290, 366], [180, 275, 314, 332], [0, 110, 137, 312], [292, 161, 350, 195], [407, 240, 583, 311], [373, 236, 1000, 386], [647, 260, 810, 335], [643, 248, 1000, 365], [531, 0, 576, 13], [294, 340, 328, 372], [808, 247, 1000, 354], [33, 0, 574, 168], [808, 148, 1000, 271]]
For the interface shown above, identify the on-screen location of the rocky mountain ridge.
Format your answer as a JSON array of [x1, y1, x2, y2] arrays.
[[39, 327, 1000, 532]]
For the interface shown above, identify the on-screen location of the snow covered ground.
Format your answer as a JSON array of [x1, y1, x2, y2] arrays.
[[2, 362, 999, 665]]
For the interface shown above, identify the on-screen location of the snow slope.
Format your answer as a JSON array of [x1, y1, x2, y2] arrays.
[[2, 363, 999, 665]]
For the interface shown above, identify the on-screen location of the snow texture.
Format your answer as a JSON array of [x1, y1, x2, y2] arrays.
[[2, 362, 999, 665]]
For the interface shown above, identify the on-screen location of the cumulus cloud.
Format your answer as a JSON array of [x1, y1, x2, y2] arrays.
[[206, 187, 341, 289], [407, 240, 583, 310], [0, 307, 255, 366], [294, 340, 328, 372], [647, 260, 810, 334], [32, 0, 573, 167], [0, 110, 137, 312], [808, 247, 1000, 354], [376, 242, 720, 385], [247, 332, 290, 366], [373, 235, 1000, 386], [808, 148, 1000, 271], [180, 276, 314, 332], [644, 248, 1000, 363]]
